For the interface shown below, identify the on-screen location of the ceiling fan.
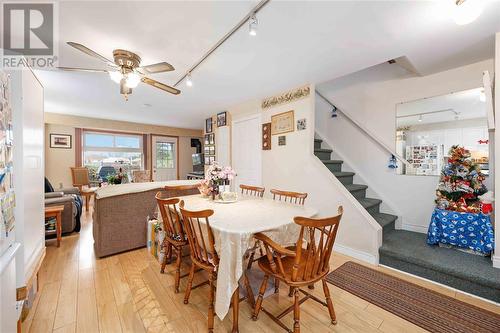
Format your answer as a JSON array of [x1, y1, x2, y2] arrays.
[[58, 42, 181, 100]]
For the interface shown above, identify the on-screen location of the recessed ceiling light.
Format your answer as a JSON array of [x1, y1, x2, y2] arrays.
[[453, 0, 483, 25]]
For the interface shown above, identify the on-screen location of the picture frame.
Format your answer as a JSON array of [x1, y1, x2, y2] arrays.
[[50, 134, 72, 149], [205, 117, 213, 133], [262, 122, 271, 150], [297, 118, 306, 131], [217, 111, 227, 127], [271, 110, 294, 135], [209, 133, 215, 145], [278, 135, 286, 146]]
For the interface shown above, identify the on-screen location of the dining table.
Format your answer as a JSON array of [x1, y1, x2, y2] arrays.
[[175, 193, 317, 332]]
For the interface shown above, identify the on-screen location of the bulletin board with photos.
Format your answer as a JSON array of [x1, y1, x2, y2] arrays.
[[0, 71, 16, 238]]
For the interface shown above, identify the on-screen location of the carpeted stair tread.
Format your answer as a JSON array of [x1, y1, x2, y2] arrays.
[[344, 184, 368, 192], [332, 171, 355, 178], [380, 229, 500, 290], [314, 148, 333, 153], [371, 212, 397, 227], [357, 197, 382, 209], [321, 159, 344, 165]]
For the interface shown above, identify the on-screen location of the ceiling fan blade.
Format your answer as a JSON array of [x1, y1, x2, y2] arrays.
[[66, 42, 116, 66], [58, 66, 108, 73], [141, 77, 180, 95], [137, 62, 175, 74]]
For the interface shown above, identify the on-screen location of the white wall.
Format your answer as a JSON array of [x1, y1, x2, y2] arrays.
[[493, 33, 500, 268], [230, 86, 382, 264], [316, 59, 494, 233], [11, 68, 45, 289]]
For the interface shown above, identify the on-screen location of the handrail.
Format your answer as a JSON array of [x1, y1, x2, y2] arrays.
[[315, 90, 410, 166]]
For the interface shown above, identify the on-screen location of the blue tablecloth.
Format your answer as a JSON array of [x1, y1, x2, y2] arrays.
[[427, 208, 494, 255]]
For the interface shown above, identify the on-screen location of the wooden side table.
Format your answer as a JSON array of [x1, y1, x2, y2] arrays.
[[81, 187, 97, 211], [45, 205, 64, 247]]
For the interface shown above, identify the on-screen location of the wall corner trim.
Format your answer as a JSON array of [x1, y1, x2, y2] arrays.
[[333, 243, 379, 265]]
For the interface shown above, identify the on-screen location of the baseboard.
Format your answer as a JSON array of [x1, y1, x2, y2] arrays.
[[400, 223, 427, 234], [493, 255, 500, 269], [334, 243, 378, 265]]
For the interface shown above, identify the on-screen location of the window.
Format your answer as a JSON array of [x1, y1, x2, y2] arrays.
[[155, 142, 175, 168], [82, 131, 143, 181]]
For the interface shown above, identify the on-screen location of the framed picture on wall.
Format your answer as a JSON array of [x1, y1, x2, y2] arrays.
[[271, 110, 294, 135], [206, 117, 213, 133], [50, 134, 72, 149], [217, 111, 227, 127]]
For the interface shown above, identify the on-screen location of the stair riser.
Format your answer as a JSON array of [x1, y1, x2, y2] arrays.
[[314, 141, 322, 150], [366, 203, 380, 215], [337, 175, 354, 185], [349, 189, 367, 199], [383, 221, 395, 232], [314, 151, 331, 160], [324, 163, 342, 173]]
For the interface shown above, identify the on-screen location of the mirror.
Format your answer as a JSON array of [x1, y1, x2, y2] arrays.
[[396, 87, 489, 176]]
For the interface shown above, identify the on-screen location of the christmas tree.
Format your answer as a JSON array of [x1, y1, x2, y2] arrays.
[[435, 145, 487, 213]]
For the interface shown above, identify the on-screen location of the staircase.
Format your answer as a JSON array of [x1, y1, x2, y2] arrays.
[[314, 138, 398, 233], [314, 136, 500, 303]]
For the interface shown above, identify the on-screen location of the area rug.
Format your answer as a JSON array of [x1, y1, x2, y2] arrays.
[[326, 261, 500, 333]]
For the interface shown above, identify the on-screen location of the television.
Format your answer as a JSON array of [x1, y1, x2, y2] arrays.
[[192, 153, 204, 172]]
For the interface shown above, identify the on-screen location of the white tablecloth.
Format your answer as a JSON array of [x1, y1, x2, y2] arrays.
[[177, 194, 317, 319]]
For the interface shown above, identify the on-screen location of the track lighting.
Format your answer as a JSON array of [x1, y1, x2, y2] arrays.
[[453, 0, 483, 25], [186, 72, 193, 87], [418, 115, 423, 122], [249, 13, 258, 36]]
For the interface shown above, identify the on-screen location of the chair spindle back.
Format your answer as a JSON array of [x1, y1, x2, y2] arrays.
[[240, 184, 265, 197], [270, 189, 308, 205], [179, 201, 219, 269], [155, 193, 184, 243]]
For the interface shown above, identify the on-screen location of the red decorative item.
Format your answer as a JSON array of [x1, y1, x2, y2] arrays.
[[481, 203, 493, 214], [478, 139, 489, 144]]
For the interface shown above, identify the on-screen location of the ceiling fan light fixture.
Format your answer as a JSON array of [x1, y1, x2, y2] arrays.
[[249, 13, 258, 36], [125, 72, 141, 88], [109, 71, 123, 83], [186, 72, 193, 87], [453, 0, 483, 25]]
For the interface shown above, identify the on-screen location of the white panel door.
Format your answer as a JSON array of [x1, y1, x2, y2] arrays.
[[232, 114, 262, 189], [152, 136, 178, 181]]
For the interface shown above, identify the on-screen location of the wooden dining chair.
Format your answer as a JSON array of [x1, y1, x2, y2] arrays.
[[239, 184, 265, 197], [70, 167, 97, 211], [164, 183, 201, 198], [179, 202, 220, 332], [252, 206, 343, 333], [155, 193, 190, 293]]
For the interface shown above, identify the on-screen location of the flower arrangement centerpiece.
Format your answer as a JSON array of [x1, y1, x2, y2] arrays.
[[199, 162, 236, 200]]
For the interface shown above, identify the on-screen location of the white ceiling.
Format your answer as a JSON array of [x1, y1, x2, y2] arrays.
[[396, 88, 486, 126], [35, 0, 500, 130]]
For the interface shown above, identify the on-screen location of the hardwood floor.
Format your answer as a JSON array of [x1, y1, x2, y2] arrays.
[[24, 205, 500, 333]]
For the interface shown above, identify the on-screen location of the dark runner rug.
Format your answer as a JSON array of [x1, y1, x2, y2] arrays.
[[326, 261, 500, 333]]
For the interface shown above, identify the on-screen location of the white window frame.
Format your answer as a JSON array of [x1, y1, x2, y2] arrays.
[[82, 131, 144, 168]]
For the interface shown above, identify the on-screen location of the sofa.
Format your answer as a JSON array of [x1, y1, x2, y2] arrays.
[[92, 180, 200, 257], [45, 178, 83, 233]]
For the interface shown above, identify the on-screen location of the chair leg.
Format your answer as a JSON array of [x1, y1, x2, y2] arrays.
[[208, 274, 215, 333], [243, 273, 255, 308], [252, 274, 269, 321], [288, 286, 294, 297], [274, 277, 280, 293], [293, 287, 300, 333], [183, 264, 195, 304], [322, 279, 337, 325], [160, 247, 168, 274], [174, 247, 182, 293]]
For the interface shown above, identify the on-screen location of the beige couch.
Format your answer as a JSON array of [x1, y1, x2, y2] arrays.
[[93, 180, 200, 257]]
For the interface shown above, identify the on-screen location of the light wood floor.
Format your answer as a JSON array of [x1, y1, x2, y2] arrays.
[[24, 205, 500, 333]]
